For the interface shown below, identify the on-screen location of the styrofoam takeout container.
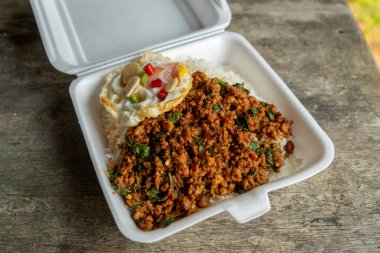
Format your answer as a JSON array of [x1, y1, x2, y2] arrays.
[[30, 0, 334, 243]]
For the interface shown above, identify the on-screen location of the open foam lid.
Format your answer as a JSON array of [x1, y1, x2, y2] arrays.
[[30, 0, 231, 75]]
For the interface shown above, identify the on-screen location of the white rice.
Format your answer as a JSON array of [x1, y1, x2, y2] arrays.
[[185, 58, 247, 85]]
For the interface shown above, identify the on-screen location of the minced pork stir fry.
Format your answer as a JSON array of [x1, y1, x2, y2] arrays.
[[107, 71, 294, 230]]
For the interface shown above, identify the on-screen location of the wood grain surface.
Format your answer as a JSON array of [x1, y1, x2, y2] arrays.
[[1, 0, 379, 252]]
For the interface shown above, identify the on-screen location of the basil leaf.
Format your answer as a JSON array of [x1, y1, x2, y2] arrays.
[[146, 187, 168, 203], [168, 111, 182, 123], [132, 163, 144, 172], [117, 188, 130, 197], [160, 216, 175, 228], [234, 184, 246, 194], [250, 107, 259, 117], [266, 109, 276, 121], [214, 79, 228, 86], [125, 136, 134, 147], [248, 167, 258, 179], [214, 79, 228, 97], [204, 91, 212, 100], [249, 142, 262, 154], [233, 83, 249, 94], [107, 169, 119, 184], [131, 143, 150, 160], [263, 146, 277, 154], [196, 80, 206, 89], [236, 115, 250, 131], [265, 152, 274, 168], [193, 136, 204, 152], [150, 133, 160, 143], [212, 104, 224, 114], [125, 137, 150, 159]]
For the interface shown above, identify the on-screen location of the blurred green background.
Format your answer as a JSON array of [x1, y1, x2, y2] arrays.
[[349, 0, 380, 69]]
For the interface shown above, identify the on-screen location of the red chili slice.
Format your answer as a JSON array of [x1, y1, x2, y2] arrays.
[[157, 89, 168, 100], [143, 63, 155, 75], [150, 79, 162, 88]]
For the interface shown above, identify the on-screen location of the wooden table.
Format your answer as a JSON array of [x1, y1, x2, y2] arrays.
[[1, 0, 379, 252]]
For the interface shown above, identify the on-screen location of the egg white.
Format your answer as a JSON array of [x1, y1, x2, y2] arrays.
[[100, 51, 192, 128]]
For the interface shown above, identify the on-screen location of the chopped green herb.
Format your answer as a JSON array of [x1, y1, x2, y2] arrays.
[[168, 111, 182, 123], [233, 83, 249, 94], [196, 80, 206, 89], [132, 143, 150, 160], [250, 107, 259, 117], [146, 187, 157, 198], [151, 133, 160, 142], [265, 152, 274, 168], [133, 219, 140, 226], [134, 200, 144, 206], [160, 216, 175, 228], [107, 169, 119, 184], [117, 188, 130, 197], [212, 103, 224, 114], [263, 146, 277, 154], [214, 79, 228, 86], [235, 184, 246, 194], [132, 163, 144, 172], [146, 187, 168, 203], [125, 136, 134, 147], [204, 91, 212, 100], [163, 173, 170, 183], [248, 167, 258, 179], [162, 173, 177, 191], [193, 136, 204, 152], [249, 142, 262, 154], [214, 79, 228, 97], [262, 146, 277, 169], [266, 109, 276, 121], [207, 146, 215, 154], [134, 181, 142, 192], [236, 115, 250, 131], [126, 137, 150, 160]]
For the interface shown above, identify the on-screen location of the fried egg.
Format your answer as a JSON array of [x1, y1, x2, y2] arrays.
[[100, 51, 192, 127]]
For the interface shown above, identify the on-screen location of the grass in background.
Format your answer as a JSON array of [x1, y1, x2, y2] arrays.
[[349, 0, 380, 69]]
